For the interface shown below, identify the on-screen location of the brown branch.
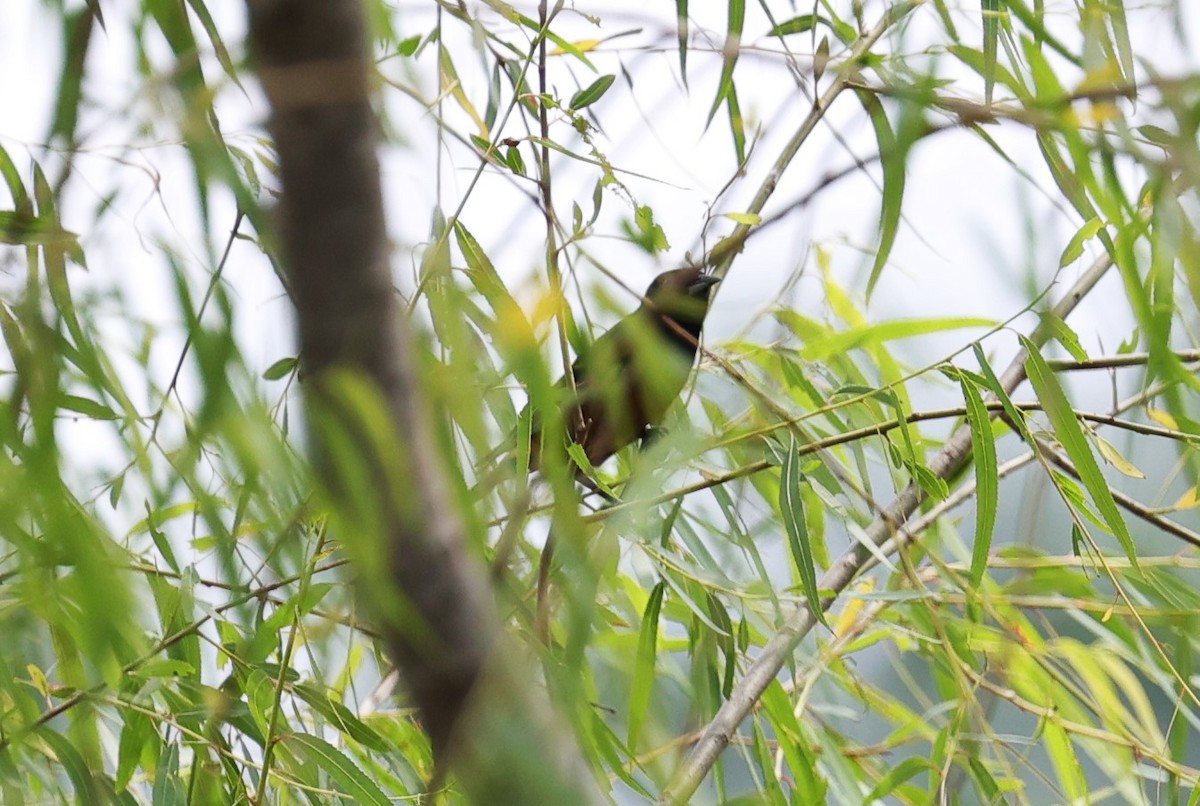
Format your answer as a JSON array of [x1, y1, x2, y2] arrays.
[[244, 2, 601, 802]]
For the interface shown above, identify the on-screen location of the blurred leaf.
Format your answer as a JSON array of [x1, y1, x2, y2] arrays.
[[262, 356, 298, 381], [706, 0, 745, 128], [796, 316, 993, 361], [58, 394, 118, 421], [284, 734, 391, 805], [722, 212, 761, 225], [627, 581, 664, 750], [863, 756, 938, 802], [293, 684, 390, 752], [675, 0, 688, 80], [49, 8, 94, 146], [980, 0, 1002, 103], [621, 204, 669, 253]]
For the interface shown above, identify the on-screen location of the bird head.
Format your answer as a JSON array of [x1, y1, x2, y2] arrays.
[[641, 267, 720, 333]]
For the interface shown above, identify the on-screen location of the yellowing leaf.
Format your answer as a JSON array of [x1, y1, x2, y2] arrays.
[[833, 578, 874, 638], [722, 212, 762, 225], [1092, 434, 1145, 479], [1146, 407, 1178, 430], [553, 39, 602, 55], [1171, 487, 1200, 511]]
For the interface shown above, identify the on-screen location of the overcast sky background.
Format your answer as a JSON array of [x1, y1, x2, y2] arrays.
[[2, 1, 1194, 391]]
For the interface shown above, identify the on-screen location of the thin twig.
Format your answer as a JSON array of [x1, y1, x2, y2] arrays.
[[662, 246, 1116, 802]]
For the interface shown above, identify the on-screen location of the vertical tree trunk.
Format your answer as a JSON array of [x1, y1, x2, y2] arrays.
[[244, 2, 603, 801]]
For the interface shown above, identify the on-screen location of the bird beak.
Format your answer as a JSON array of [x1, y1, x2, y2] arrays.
[[688, 275, 721, 296]]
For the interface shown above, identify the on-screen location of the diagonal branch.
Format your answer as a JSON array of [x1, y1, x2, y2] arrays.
[[662, 250, 1116, 803]]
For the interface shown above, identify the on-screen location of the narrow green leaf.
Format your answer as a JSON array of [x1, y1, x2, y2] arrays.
[[768, 15, 820, 36], [959, 374, 997, 592], [262, 356, 298, 381], [1040, 313, 1088, 362], [972, 343, 1031, 440], [285, 734, 391, 805], [49, 9, 94, 146], [705, 0, 745, 127], [38, 729, 101, 803], [1021, 336, 1138, 566], [780, 434, 828, 628], [628, 582, 665, 750], [1137, 125, 1173, 147], [863, 756, 938, 802], [1106, 0, 1135, 94], [292, 684, 390, 752], [116, 710, 153, 790], [152, 743, 184, 805], [569, 74, 615, 111], [184, 0, 240, 87], [724, 82, 746, 166], [799, 316, 993, 361], [1059, 216, 1103, 267], [505, 145, 526, 176], [854, 88, 908, 298], [980, 0, 1001, 103], [58, 394, 118, 420], [675, 0, 689, 80]]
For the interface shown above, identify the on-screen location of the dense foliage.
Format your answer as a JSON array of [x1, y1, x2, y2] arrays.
[[1, 0, 1198, 802]]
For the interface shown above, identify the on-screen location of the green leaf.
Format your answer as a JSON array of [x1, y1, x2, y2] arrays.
[[628, 582, 665, 750], [780, 434, 828, 628], [675, 0, 689, 80], [854, 88, 908, 298], [39, 728, 103, 803], [569, 74, 615, 110], [1040, 313, 1088, 362], [799, 316, 993, 361], [58, 394, 119, 420], [185, 0, 240, 87], [863, 756, 938, 802], [1136, 125, 1173, 147], [292, 684, 390, 752], [398, 35, 421, 57], [152, 742, 185, 805], [262, 356, 298, 381], [706, 0, 745, 128], [1021, 336, 1138, 566], [284, 734, 391, 805], [724, 82, 746, 166], [1059, 216, 1104, 267], [131, 659, 195, 679], [768, 15, 820, 36], [980, 0, 1002, 103], [959, 373, 997, 597], [49, 9, 94, 146], [972, 343, 1031, 441]]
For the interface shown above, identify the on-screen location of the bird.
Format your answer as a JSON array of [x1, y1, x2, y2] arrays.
[[526, 265, 720, 480]]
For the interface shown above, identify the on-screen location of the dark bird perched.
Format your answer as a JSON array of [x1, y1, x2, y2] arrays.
[[528, 265, 720, 479]]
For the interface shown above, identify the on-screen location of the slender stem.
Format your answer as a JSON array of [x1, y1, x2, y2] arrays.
[[662, 247, 1116, 803]]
